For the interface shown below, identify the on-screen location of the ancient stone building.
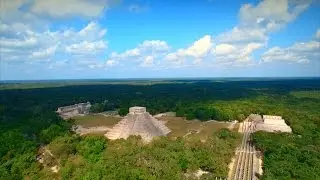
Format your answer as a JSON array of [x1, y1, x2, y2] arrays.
[[56, 102, 91, 119], [105, 106, 171, 142], [254, 115, 292, 133]]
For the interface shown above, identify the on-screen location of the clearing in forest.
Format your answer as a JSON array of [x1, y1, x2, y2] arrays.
[[157, 116, 237, 140], [72, 114, 121, 128]]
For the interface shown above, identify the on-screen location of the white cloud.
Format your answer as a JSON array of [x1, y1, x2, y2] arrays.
[[183, 35, 213, 58], [165, 52, 184, 65], [212, 0, 311, 68], [106, 40, 170, 68], [31, 45, 57, 59], [111, 48, 141, 59], [217, 27, 268, 44], [165, 35, 213, 65], [0, 0, 24, 13], [239, 0, 310, 32], [0, 37, 38, 49], [0, 0, 29, 22], [88, 63, 104, 69], [0, 21, 108, 65], [140, 55, 154, 67], [30, 0, 108, 18], [106, 60, 117, 67], [262, 41, 320, 63], [79, 22, 107, 38], [139, 40, 170, 51], [213, 43, 264, 65], [214, 44, 236, 56], [86, 59, 119, 69], [66, 40, 107, 54], [124, 48, 141, 57]]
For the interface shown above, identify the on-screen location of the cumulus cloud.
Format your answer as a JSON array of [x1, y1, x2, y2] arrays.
[[217, 0, 311, 46], [106, 60, 118, 67], [214, 44, 236, 56], [0, 0, 116, 33], [140, 55, 154, 67], [0, 0, 30, 22], [183, 35, 213, 58], [105, 40, 170, 68], [0, 37, 38, 49], [165, 35, 213, 65], [213, 43, 264, 66], [139, 40, 170, 51], [66, 40, 107, 54], [86, 58, 119, 69], [262, 41, 320, 63], [31, 45, 58, 59], [217, 27, 268, 45], [32, 0, 108, 18], [212, 0, 311, 67], [0, 21, 108, 67], [239, 0, 310, 32], [110, 48, 141, 60]]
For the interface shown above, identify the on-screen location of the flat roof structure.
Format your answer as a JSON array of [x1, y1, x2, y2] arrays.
[[56, 102, 91, 119], [255, 115, 292, 133], [129, 106, 146, 114], [262, 115, 287, 125]]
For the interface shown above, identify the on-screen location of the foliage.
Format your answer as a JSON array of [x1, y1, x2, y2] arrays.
[[77, 136, 106, 162], [90, 103, 105, 113], [0, 79, 319, 179], [34, 131, 240, 179]]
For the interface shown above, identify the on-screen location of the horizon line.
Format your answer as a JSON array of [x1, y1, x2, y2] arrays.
[[1, 76, 320, 83]]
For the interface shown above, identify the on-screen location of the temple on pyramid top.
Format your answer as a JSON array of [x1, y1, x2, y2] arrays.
[[105, 106, 171, 142], [129, 106, 146, 114]]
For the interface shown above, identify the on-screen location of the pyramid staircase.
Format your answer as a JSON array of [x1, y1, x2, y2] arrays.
[[105, 108, 171, 142]]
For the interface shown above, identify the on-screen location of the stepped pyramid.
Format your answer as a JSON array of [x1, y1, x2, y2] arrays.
[[105, 107, 171, 142]]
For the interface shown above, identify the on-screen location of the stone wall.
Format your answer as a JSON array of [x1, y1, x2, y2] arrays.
[[56, 102, 91, 119], [129, 106, 146, 114]]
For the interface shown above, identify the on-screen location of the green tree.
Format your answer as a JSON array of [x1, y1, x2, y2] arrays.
[[77, 136, 106, 162], [40, 124, 66, 143], [90, 103, 104, 113]]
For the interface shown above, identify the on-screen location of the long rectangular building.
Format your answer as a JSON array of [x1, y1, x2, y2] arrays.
[[56, 102, 91, 119], [255, 115, 292, 133]]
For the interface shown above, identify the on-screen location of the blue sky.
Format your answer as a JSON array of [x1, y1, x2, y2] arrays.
[[0, 0, 319, 80]]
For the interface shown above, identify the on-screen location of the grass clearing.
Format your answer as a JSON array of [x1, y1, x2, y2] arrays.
[[72, 114, 121, 128], [198, 121, 232, 137], [158, 117, 234, 140], [158, 117, 202, 137]]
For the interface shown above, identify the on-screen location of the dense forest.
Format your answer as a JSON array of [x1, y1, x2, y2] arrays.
[[0, 79, 319, 179]]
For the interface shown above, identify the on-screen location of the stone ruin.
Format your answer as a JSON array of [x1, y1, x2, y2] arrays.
[[251, 114, 292, 133], [56, 102, 91, 119], [105, 106, 171, 142]]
